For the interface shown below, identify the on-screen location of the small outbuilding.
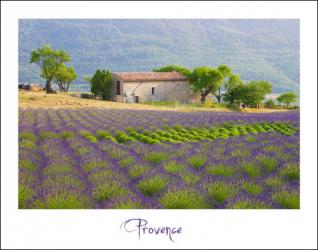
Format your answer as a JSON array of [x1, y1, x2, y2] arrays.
[[111, 71, 200, 103], [18, 83, 42, 92]]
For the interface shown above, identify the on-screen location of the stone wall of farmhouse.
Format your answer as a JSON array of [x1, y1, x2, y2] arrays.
[[124, 80, 195, 103], [111, 76, 123, 101], [111, 76, 199, 103]]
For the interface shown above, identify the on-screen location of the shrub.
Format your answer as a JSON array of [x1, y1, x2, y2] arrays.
[[219, 127, 230, 134], [159, 189, 208, 209], [272, 191, 299, 209], [144, 152, 168, 164], [40, 131, 59, 140], [242, 162, 262, 177], [207, 165, 235, 177], [80, 93, 94, 99], [20, 174, 35, 186], [105, 147, 128, 160], [92, 182, 128, 202], [113, 200, 142, 209], [245, 126, 258, 134], [188, 155, 207, 168], [229, 129, 240, 136], [119, 157, 135, 168], [20, 132, 37, 141], [231, 149, 251, 158], [116, 132, 137, 144], [136, 175, 168, 196], [90, 69, 112, 100], [180, 172, 201, 185], [208, 181, 237, 203], [96, 130, 117, 142], [257, 155, 277, 172], [264, 99, 276, 108], [263, 124, 275, 132], [184, 133, 195, 140], [19, 185, 34, 208], [149, 133, 161, 140], [42, 175, 83, 190], [128, 165, 150, 179], [20, 139, 36, 149], [79, 130, 98, 143], [89, 169, 115, 183], [85, 135, 98, 143], [33, 192, 87, 209], [19, 159, 36, 171], [217, 133, 229, 139], [263, 145, 281, 153], [173, 125, 183, 131], [265, 177, 283, 187], [43, 164, 73, 175], [245, 135, 257, 142], [143, 137, 159, 144], [60, 130, 75, 140], [206, 134, 216, 140], [253, 125, 266, 133], [83, 161, 107, 172], [75, 146, 91, 156], [280, 163, 300, 181], [117, 134, 136, 143], [227, 199, 270, 209], [242, 182, 263, 195], [125, 127, 136, 134], [164, 161, 184, 173]]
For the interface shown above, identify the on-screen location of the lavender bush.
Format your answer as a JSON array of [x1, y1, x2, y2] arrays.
[[19, 108, 300, 209]]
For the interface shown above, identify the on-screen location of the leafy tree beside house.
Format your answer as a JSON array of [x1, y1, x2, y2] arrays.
[[30, 45, 71, 93], [277, 92, 297, 108], [241, 80, 272, 108], [188, 67, 223, 104], [90, 69, 113, 100], [154, 64, 232, 104], [153, 65, 191, 77], [214, 64, 232, 104], [153, 64, 272, 108], [54, 65, 77, 92], [223, 74, 245, 106]]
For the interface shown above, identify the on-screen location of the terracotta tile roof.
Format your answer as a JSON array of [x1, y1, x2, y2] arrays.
[[112, 71, 187, 82]]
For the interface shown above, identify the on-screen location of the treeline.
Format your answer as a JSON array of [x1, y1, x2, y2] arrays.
[[154, 65, 297, 108], [29, 45, 297, 108], [30, 45, 77, 93]]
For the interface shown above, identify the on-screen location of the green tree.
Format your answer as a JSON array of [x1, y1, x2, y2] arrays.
[[30, 45, 71, 93], [264, 99, 276, 109], [153, 65, 191, 77], [277, 92, 297, 108], [54, 65, 77, 92], [188, 67, 223, 104], [214, 64, 232, 103], [90, 69, 113, 100], [223, 74, 245, 106], [83, 75, 92, 83], [241, 80, 272, 108]]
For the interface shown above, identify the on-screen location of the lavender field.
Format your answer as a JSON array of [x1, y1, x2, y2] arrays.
[[19, 108, 300, 209]]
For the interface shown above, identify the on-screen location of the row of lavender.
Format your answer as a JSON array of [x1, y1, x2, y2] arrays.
[[19, 108, 300, 209]]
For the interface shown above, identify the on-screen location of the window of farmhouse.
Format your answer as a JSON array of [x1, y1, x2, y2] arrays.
[[151, 87, 155, 95], [116, 81, 120, 95]]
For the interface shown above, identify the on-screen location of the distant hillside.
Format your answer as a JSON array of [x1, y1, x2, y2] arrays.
[[19, 19, 299, 93]]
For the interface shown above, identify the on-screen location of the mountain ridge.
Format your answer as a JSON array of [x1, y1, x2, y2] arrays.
[[19, 19, 299, 93]]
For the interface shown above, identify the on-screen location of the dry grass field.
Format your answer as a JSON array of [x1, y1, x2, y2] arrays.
[[18, 90, 287, 113]]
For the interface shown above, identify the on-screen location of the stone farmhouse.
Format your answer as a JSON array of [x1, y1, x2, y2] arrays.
[[111, 71, 200, 103]]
